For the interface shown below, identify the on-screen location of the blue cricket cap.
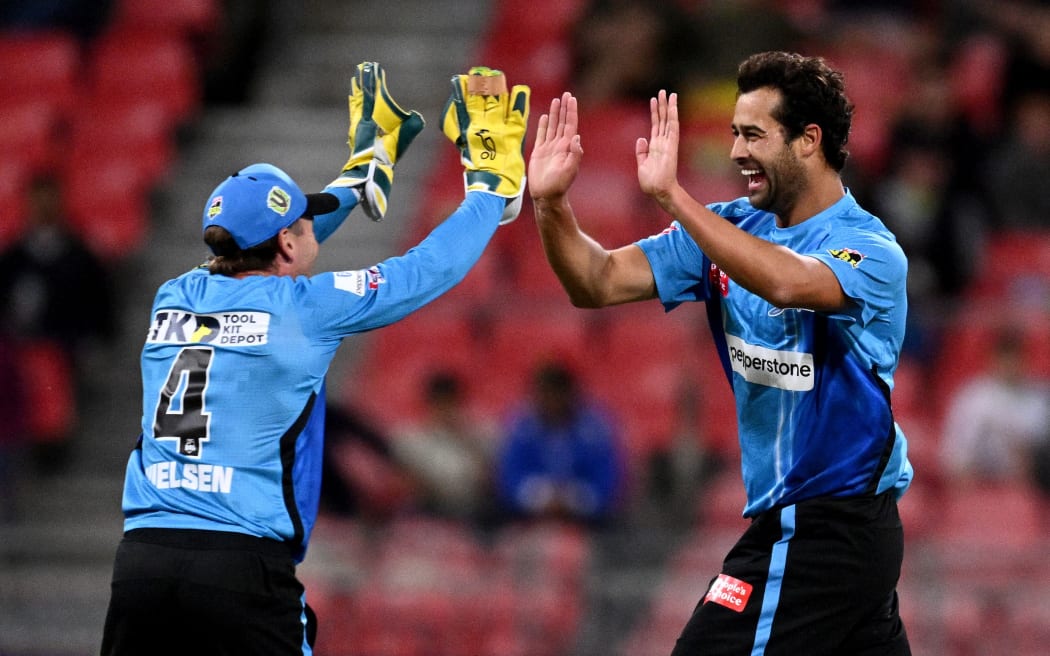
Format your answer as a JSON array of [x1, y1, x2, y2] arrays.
[[201, 163, 339, 251]]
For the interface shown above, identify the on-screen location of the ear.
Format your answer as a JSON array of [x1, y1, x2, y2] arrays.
[[276, 227, 297, 263], [796, 123, 822, 159]]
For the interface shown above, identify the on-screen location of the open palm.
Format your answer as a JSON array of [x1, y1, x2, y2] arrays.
[[636, 90, 681, 200], [528, 93, 584, 200]]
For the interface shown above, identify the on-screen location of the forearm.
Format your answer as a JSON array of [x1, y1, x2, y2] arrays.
[[657, 184, 839, 309], [533, 196, 608, 306], [387, 192, 502, 293], [312, 187, 360, 244], [534, 196, 654, 308]]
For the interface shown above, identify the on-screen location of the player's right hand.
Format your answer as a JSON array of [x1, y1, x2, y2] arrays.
[[330, 61, 425, 221], [441, 66, 530, 224], [528, 92, 584, 203]]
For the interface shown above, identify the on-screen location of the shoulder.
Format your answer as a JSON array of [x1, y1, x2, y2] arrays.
[[823, 202, 907, 271], [707, 197, 775, 229]]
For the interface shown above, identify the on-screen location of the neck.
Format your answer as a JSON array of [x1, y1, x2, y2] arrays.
[[778, 172, 845, 228]]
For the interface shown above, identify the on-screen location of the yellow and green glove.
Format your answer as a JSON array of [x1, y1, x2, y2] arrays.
[[441, 66, 530, 224], [330, 61, 425, 221]]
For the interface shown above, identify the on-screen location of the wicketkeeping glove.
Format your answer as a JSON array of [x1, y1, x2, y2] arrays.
[[441, 66, 530, 224], [329, 61, 425, 221]]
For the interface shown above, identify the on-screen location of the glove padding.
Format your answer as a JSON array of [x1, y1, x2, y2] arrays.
[[330, 61, 425, 221], [441, 66, 530, 224]]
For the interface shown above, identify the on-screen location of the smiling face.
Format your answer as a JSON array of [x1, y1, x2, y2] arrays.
[[730, 87, 808, 220]]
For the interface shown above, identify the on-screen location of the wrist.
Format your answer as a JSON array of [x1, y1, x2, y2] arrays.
[[532, 193, 570, 216], [650, 181, 684, 214]]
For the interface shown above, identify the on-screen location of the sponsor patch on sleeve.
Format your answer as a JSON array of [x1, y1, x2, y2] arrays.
[[333, 268, 385, 295], [828, 247, 866, 268], [333, 270, 368, 296], [704, 573, 754, 613]]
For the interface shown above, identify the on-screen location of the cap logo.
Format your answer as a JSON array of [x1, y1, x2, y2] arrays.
[[267, 186, 292, 215], [207, 196, 223, 219]]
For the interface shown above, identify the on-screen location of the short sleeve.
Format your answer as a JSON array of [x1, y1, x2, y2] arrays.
[[810, 230, 908, 327], [636, 221, 712, 310]]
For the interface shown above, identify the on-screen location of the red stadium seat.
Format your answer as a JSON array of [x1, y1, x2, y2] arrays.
[[929, 482, 1047, 585], [0, 159, 30, 249], [0, 29, 81, 116], [67, 97, 177, 186], [70, 96, 176, 184], [351, 307, 486, 426], [506, 207, 578, 300], [0, 101, 63, 175], [473, 0, 585, 103], [966, 230, 1050, 301], [476, 307, 590, 412], [62, 156, 152, 259], [109, 0, 221, 40], [930, 305, 1050, 420], [84, 27, 202, 126]]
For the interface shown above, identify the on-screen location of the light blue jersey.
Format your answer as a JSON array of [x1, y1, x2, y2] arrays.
[[122, 192, 503, 561], [637, 191, 913, 516]]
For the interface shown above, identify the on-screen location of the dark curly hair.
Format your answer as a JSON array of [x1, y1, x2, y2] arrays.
[[737, 51, 854, 171]]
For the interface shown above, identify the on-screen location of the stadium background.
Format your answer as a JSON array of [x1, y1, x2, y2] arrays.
[[1, 0, 1048, 654]]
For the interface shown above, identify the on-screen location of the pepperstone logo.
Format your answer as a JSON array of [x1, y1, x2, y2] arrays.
[[828, 247, 865, 268], [267, 186, 292, 215], [725, 333, 814, 391], [704, 574, 753, 613]]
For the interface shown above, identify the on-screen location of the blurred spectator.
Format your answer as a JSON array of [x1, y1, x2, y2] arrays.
[[984, 89, 1050, 230], [1031, 428, 1050, 502], [495, 360, 626, 526], [939, 328, 1050, 485], [320, 401, 412, 522], [568, 0, 695, 106], [391, 370, 498, 527], [677, 0, 802, 115], [0, 175, 117, 357], [866, 56, 997, 362], [966, 0, 1050, 100], [643, 375, 713, 522], [0, 331, 26, 522], [876, 56, 993, 289], [0, 175, 117, 470], [201, 0, 274, 106]]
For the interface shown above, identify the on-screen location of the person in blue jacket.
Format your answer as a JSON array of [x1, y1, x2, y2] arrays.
[[496, 359, 625, 525], [100, 63, 529, 656], [528, 51, 912, 655]]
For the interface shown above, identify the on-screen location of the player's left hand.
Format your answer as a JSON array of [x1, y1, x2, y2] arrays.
[[636, 90, 681, 203]]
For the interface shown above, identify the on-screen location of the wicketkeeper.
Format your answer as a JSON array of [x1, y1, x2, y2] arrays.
[[100, 63, 529, 656]]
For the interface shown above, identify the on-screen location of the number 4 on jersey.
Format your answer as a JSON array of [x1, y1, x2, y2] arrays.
[[153, 347, 213, 457]]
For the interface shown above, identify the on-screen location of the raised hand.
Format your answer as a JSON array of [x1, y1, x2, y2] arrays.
[[635, 90, 680, 202], [528, 92, 584, 202], [330, 62, 425, 221], [442, 66, 531, 224]]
